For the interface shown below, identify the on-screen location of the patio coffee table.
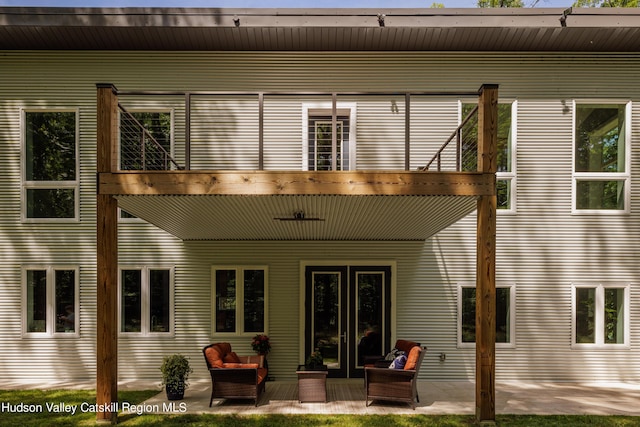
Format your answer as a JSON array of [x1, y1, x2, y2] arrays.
[[296, 364, 328, 403]]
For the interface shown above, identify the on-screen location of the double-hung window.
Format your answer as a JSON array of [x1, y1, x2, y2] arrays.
[[120, 267, 173, 335], [212, 266, 268, 335], [573, 102, 630, 213], [22, 110, 78, 220], [573, 283, 629, 347], [458, 283, 515, 348], [462, 102, 516, 212], [23, 266, 78, 337]]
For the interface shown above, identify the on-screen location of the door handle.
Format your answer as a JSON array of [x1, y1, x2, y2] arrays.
[[340, 333, 347, 343]]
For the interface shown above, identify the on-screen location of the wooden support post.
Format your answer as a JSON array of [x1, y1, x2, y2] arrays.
[[476, 84, 498, 424], [96, 83, 119, 424]]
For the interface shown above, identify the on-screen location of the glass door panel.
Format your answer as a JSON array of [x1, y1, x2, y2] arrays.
[[356, 272, 384, 366], [305, 266, 347, 378]]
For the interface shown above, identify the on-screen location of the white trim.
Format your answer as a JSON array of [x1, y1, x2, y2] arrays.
[[20, 108, 80, 223], [457, 282, 516, 349], [571, 100, 631, 215], [21, 265, 80, 338], [210, 265, 269, 337], [571, 282, 630, 349], [118, 266, 175, 338], [301, 102, 357, 171]]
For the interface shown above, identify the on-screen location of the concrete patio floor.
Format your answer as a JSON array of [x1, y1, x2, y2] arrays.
[[6, 378, 637, 416]]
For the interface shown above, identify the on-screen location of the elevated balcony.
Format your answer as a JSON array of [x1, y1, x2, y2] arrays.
[[99, 85, 496, 241]]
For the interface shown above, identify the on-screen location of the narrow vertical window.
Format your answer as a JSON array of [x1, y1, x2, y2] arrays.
[[462, 102, 516, 211], [573, 102, 630, 213], [23, 111, 77, 220], [121, 270, 142, 333]]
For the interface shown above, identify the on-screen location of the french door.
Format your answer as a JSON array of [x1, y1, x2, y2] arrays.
[[304, 265, 391, 378]]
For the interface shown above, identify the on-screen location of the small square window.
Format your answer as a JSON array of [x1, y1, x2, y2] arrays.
[[23, 267, 78, 337], [573, 284, 628, 347], [212, 266, 268, 335], [120, 267, 173, 335], [458, 284, 515, 347]]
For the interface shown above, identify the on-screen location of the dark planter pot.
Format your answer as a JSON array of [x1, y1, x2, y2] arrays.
[[165, 383, 185, 400]]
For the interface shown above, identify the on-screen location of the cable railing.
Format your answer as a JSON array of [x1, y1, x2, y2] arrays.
[[118, 104, 182, 171], [421, 105, 479, 172]]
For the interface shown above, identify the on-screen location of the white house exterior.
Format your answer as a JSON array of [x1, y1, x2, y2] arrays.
[[1, 7, 639, 401]]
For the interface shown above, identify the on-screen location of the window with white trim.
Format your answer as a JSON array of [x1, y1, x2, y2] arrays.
[[462, 101, 517, 212], [212, 266, 268, 335], [573, 102, 630, 213], [573, 283, 629, 347], [120, 267, 173, 335], [23, 266, 79, 336], [458, 283, 515, 347], [22, 110, 78, 220]]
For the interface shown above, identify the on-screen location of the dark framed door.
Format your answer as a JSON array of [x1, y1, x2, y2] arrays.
[[305, 265, 391, 378]]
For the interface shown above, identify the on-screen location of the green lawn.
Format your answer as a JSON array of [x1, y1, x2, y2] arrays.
[[0, 390, 638, 426]]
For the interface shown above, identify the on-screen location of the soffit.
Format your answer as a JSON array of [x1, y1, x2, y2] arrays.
[[1, 7, 640, 52], [116, 194, 478, 241]]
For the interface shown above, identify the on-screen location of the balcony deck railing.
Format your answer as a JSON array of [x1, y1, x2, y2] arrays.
[[117, 90, 482, 173], [118, 103, 182, 171]]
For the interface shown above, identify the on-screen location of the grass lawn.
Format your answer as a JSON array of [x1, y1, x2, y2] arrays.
[[0, 390, 638, 426]]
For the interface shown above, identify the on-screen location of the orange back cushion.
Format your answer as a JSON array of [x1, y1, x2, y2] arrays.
[[404, 346, 421, 370]]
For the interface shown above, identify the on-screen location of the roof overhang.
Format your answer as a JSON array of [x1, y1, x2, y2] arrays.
[[1, 7, 640, 52]]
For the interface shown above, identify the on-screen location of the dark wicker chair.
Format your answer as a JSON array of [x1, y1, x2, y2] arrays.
[[203, 343, 268, 407], [364, 344, 426, 409]]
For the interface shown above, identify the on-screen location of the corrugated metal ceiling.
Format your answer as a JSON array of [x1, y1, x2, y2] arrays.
[[116, 194, 478, 240], [1, 7, 640, 52]]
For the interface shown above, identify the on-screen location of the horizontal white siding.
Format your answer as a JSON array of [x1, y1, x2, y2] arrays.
[[1, 51, 639, 383]]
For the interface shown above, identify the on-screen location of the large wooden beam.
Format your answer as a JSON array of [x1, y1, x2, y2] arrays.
[[96, 83, 119, 423], [476, 84, 498, 423], [97, 170, 494, 197]]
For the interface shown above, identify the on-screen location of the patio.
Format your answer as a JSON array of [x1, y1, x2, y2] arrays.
[[135, 379, 640, 416]]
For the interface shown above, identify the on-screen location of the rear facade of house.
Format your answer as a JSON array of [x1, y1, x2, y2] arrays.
[[1, 7, 639, 385]]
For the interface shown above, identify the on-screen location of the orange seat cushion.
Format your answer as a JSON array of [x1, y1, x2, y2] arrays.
[[404, 346, 421, 370], [222, 362, 259, 369]]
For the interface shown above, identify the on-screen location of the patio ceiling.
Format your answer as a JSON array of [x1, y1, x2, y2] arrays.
[[116, 194, 478, 241], [1, 7, 640, 52]]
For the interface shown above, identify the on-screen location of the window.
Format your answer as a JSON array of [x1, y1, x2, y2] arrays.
[[23, 267, 78, 336], [120, 267, 173, 335], [302, 103, 356, 171], [573, 283, 629, 347], [573, 102, 630, 213], [119, 110, 172, 171], [22, 110, 78, 220], [462, 102, 516, 212], [212, 266, 267, 335], [458, 284, 515, 347]]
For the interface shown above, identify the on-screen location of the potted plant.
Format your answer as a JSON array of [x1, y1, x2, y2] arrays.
[[160, 354, 193, 400], [251, 334, 271, 355], [305, 349, 324, 369]]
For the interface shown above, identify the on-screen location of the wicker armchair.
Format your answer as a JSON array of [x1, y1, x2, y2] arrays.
[[203, 343, 268, 406], [364, 343, 426, 409]]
